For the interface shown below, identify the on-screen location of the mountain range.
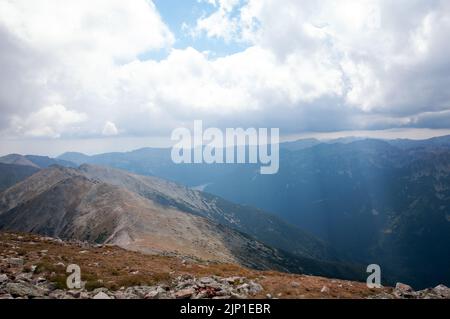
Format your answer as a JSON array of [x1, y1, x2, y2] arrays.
[[0, 164, 363, 281], [54, 135, 450, 288], [1, 136, 449, 288]]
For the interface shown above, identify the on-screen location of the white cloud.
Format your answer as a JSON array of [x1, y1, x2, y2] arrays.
[[10, 104, 87, 138], [193, 0, 450, 118], [194, 0, 242, 41], [102, 121, 119, 136], [0, 0, 450, 144], [0, 0, 173, 61]]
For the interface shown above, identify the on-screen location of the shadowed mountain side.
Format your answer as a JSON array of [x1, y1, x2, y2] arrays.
[[0, 166, 364, 281], [0, 163, 40, 192]]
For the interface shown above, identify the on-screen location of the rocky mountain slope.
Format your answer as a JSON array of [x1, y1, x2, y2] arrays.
[[0, 166, 362, 280], [78, 164, 338, 262], [1, 232, 449, 300]]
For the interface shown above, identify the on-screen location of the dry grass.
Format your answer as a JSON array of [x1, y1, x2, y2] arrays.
[[0, 232, 390, 298]]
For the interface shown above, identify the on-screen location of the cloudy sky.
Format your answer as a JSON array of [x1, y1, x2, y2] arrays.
[[1, 0, 450, 155]]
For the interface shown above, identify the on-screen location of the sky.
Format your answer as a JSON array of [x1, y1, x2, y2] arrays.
[[1, 0, 450, 156]]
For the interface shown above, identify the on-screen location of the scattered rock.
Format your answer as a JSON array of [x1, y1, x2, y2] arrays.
[[0, 274, 9, 284], [93, 288, 109, 294], [395, 282, 413, 293], [432, 285, 450, 298], [230, 292, 245, 299], [248, 281, 263, 295], [321, 286, 330, 294], [0, 233, 448, 300], [67, 290, 81, 298], [7, 258, 24, 267], [393, 283, 415, 298], [93, 292, 111, 299], [5, 282, 45, 298], [144, 291, 159, 299], [174, 288, 196, 299]]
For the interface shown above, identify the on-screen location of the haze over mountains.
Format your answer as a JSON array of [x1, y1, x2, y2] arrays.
[[0, 164, 363, 281], [1, 136, 450, 288], [56, 136, 450, 288]]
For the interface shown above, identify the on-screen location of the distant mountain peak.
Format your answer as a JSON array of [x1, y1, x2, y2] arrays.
[[0, 154, 40, 168]]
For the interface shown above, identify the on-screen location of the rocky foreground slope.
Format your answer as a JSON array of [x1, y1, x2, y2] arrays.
[[1, 232, 449, 300]]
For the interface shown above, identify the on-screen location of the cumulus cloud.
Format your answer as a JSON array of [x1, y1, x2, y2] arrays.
[[102, 121, 119, 136], [9, 104, 87, 138], [193, 0, 450, 124], [0, 0, 449, 143]]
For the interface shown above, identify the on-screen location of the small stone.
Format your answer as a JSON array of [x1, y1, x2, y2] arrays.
[[433, 285, 450, 298], [395, 283, 413, 293], [15, 273, 33, 282], [93, 288, 109, 294], [6, 282, 44, 298], [7, 258, 24, 267], [93, 292, 111, 299], [0, 274, 9, 284], [291, 281, 300, 288], [144, 290, 160, 299], [80, 292, 90, 299], [174, 288, 195, 299], [199, 277, 215, 285], [248, 281, 263, 294], [237, 283, 249, 292], [321, 286, 330, 294], [230, 292, 245, 299], [66, 290, 81, 298], [266, 294, 272, 299], [393, 283, 415, 298]]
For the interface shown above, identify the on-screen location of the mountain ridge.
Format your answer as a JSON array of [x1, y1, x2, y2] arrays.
[[0, 165, 364, 281]]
